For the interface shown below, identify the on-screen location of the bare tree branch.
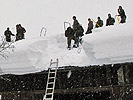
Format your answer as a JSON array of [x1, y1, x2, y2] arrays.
[[0, 36, 15, 59]]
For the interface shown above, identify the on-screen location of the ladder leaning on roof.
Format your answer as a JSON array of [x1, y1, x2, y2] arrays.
[[43, 59, 59, 100]]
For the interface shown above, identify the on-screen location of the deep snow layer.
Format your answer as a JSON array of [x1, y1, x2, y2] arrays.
[[0, 22, 133, 75]]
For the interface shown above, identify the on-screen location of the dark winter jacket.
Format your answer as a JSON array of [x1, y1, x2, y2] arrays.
[[16, 26, 26, 39], [4, 29, 14, 42], [87, 21, 93, 30], [75, 25, 84, 37], [73, 19, 79, 31], [85, 21, 93, 34], [118, 8, 126, 18], [106, 17, 115, 26], [17, 27, 26, 35], [65, 27, 75, 38], [96, 20, 103, 28], [16, 25, 26, 41]]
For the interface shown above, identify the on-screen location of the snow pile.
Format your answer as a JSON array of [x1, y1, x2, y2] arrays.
[[83, 23, 133, 64], [0, 0, 133, 75]]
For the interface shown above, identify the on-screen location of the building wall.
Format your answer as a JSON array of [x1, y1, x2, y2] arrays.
[[0, 62, 133, 100]]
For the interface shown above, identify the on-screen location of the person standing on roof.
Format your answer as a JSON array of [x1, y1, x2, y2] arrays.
[[72, 16, 84, 48], [15, 24, 26, 41], [4, 27, 15, 42], [65, 27, 75, 50], [118, 6, 126, 23]]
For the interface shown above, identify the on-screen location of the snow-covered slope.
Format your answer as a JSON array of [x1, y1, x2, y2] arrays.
[[0, 0, 133, 74]]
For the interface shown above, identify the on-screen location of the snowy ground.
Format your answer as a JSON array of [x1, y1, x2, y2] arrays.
[[0, 0, 133, 75]]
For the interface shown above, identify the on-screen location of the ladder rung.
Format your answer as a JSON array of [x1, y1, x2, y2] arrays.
[[48, 82, 54, 84], [46, 93, 53, 95], [49, 71, 56, 73], [47, 88, 54, 89], [45, 99, 52, 100], [47, 88, 53, 90], [45, 98, 53, 100], [49, 77, 55, 79], [51, 61, 58, 64]]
